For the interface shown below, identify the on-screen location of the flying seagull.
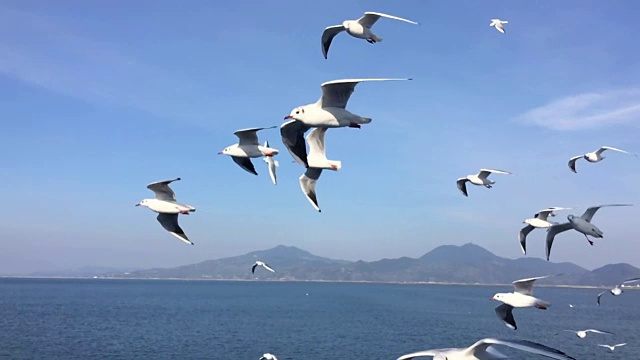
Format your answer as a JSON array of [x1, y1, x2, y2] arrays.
[[456, 169, 513, 197], [560, 329, 614, 339], [219, 127, 279, 175], [396, 338, 576, 360], [598, 343, 627, 351], [568, 145, 637, 173], [519, 207, 570, 254], [298, 128, 341, 212], [597, 277, 640, 305], [545, 204, 633, 260], [281, 78, 411, 167], [259, 354, 278, 360], [136, 178, 196, 245], [262, 140, 279, 185], [252, 261, 276, 274], [321, 11, 419, 59], [489, 19, 508, 33], [490, 274, 560, 330]]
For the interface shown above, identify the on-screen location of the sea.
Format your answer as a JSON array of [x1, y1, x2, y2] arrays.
[[0, 278, 637, 359]]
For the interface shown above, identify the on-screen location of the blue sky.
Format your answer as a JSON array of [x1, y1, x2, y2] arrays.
[[1, 0, 640, 273]]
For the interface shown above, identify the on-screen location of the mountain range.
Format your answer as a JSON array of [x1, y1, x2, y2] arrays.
[[96, 243, 640, 287]]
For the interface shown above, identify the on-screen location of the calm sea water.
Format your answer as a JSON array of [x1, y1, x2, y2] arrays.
[[0, 279, 637, 359]]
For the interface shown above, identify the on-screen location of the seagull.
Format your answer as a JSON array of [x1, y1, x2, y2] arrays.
[[136, 178, 196, 245], [262, 140, 279, 185], [568, 304, 574, 308], [396, 338, 576, 360], [598, 343, 627, 351], [545, 204, 633, 260], [597, 277, 640, 305], [321, 11, 419, 59], [560, 329, 614, 339], [568, 146, 637, 173], [259, 354, 278, 360], [281, 78, 411, 167], [519, 207, 571, 254], [490, 274, 560, 330], [456, 169, 513, 197], [299, 128, 341, 212], [219, 127, 279, 175], [252, 261, 276, 274], [489, 19, 508, 33]]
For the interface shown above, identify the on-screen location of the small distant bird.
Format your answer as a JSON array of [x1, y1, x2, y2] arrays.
[[456, 168, 513, 197], [598, 343, 627, 351], [560, 329, 614, 339], [281, 78, 411, 167], [321, 11, 419, 59], [491, 274, 560, 330], [136, 178, 196, 245], [252, 261, 276, 274], [396, 338, 577, 360], [568, 304, 574, 308], [519, 207, 571, 254], [489, 19, 508, 33], [545, 204, 633, 260], [260, 354, 278, 360], [568, 146, 636, 173], [597, 277, 640, 305], [219, 127, 279, 175], [262, 140, 279, 185], [299, 128, 342, 212]]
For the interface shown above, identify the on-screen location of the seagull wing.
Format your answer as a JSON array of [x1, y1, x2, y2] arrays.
[[597, 145, 630, 155], [319, 78, 411, 109], [495, 303, 517, 330], [262, 263, 276, 273], [567, 156, 582, 173], [357, 11, 419, 28], [456, 178, 469, 197], [519, 224, 535, 255], [585, 329, 614, 335], [614, 343, 627, 348], [581, 204, 632, 222], [306, 128, 328, 162], [621, 277, 640, 285], [233, 126, 276, 146], [466, 338, 577, 360], [321, 25, 345, 59], [147, 178, 181, 201], [251, 264, 258, 274], [513, 274, 562, 295], [478, 168, 512, 179], [156, 213, 192, 245], [596, 290, 608, 305], [396, 349, 439, 360], [545, 222, 573, 261], [280, 119, 311, 167], [231, 156, 258, 175], [300, 168, 323, 212]]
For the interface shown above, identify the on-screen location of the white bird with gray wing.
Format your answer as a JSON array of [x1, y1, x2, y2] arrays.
[[456, 169, 513, 197], [560, 329, 614, 339], [262, 140, 279, 185], [519, 207, 571, 255], [568, 145, 637, 173], [597, 277, 640, 305], [252, 261, 276, 274], [489, 19, 508, 33], [259, 353, 278, 360], [135, 178, 196, 245], [598, 343, 627, 351], [219, 126, 279, 175], [545, 204, 633, 261], [298, 128, 341, 212], [321, 11, 419, 59]]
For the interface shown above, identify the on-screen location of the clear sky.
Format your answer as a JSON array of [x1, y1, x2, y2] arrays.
[[1, 0, 639, 274]]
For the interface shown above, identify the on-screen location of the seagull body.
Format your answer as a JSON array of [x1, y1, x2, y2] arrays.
[[136, 178, 195, 245], [321, 11, 419, 59], [299, 128, 341, 212], [281, 78, 411, 167], [219, 127, 279, 175], [598, 343, 627, 351], [545, 204, 633, 260], [252, 261, 276, 274], [491, 275, 559, 330], [561, 329, 614, 339], [397, 338, 576, 360], [456, 169, 512, 197], [260, 354, 278, 360], [262, 140, 279, 185], [597, 277, 640, 305], [489, 19, 508, 33], [519, 207, 571, 254], [568, 146, 636, 173]]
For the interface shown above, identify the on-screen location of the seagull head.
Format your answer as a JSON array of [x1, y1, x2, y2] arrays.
[[284, 106, 306, 121], [342, 20, 352, 29], [490, 293, 503, 301], [567, 214, 575, 221], [135, 199, 148, 207]]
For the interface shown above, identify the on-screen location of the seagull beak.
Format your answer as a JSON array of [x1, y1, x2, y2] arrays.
[[217, 151, 223, 155], [284, 115, 293, 119], [135, 203, 141, 206], [490, 297, 495, 300]]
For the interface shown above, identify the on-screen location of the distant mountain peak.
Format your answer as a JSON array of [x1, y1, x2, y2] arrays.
[[420, 242, 497, 261]]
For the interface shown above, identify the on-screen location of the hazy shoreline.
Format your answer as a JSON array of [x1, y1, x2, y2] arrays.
[[2, 275, 635, 291]]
